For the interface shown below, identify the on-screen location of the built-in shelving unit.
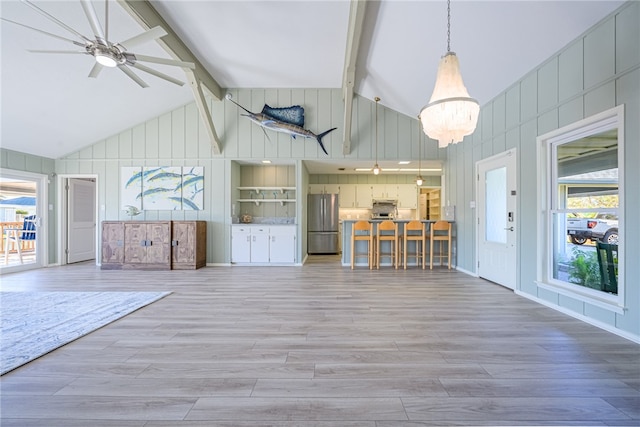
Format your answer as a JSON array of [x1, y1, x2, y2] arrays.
[[427, 189, 440, 220]]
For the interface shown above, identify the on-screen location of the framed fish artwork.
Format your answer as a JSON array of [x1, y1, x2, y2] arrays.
[[120, 166, 204, 211]]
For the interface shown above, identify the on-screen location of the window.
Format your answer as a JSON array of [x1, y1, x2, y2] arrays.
[[537, 106, 624, 312]]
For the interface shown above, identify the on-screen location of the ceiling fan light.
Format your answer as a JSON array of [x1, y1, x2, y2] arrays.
[[420, 52, 479, 148], [95, 52, 118, 67]]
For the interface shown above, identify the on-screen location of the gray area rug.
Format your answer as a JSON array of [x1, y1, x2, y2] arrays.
[[0, 291, 170, 375]]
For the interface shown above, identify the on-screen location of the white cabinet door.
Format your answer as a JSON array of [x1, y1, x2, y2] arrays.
[[355, 185, 372, 208], [323, 184, 340, 195], [269, 226, 296, 263], [250, 226, 270, 263], [397, 184, 417, 209], [231, 227, 251, 263], [308, 184, 325, 194], [371, 184, 386, 199], [338, 184, 356, 208]]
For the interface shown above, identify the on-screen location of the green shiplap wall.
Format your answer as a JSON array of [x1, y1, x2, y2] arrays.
[[444, 1, 639, 339], [0, 148, 56, 264]]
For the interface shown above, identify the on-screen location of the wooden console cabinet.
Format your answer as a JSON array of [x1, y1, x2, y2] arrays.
[[101, 220, 206, 270]]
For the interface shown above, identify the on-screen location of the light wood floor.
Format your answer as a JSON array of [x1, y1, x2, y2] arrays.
[[1, 256, 638, 426]]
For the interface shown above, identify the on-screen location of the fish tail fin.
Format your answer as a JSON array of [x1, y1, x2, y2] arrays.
[[316, 127, 336, 155]]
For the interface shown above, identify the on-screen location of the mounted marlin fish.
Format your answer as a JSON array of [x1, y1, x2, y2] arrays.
[[225, 94, 336, 155]]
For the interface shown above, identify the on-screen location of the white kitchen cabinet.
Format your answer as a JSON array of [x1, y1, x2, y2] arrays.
[[308, 184, 325, 194], [323, 184, 340, 195], [269, 226, 296, 263], [231, 225, 296, 264], [309, 184, 340, 195], [250, 226, 270, 263], [231, 226, 251, 263], [371, 184, 387, 199], [338, 184, 356, 208], [397, 184, 418, 209], [355, 185, 373, 208]]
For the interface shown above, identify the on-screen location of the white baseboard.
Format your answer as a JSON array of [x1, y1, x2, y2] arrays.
[[455, 266, 478, 277]]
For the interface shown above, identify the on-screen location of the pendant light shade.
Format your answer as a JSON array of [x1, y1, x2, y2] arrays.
[[419, 0, 479, 148]]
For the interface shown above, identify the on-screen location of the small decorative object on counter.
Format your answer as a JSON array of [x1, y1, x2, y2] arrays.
[[240, 214, 253, 223]]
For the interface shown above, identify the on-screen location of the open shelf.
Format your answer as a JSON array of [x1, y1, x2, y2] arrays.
[[237, 186, 295, 195], [237, 199, 296, 206]]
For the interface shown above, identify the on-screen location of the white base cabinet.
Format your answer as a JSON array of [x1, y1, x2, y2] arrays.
[[231, 225, 296, 264], [268, 227, 296, 263]]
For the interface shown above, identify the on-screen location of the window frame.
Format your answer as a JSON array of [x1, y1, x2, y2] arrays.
[[536, 105, 625, 314]]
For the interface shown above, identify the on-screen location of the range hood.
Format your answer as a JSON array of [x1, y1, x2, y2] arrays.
[[371, 199, 397, 219]]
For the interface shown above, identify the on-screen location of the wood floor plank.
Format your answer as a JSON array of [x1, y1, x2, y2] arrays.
[[401, 396, 631, 422], [0, 259, 638, 425], [185, 397, 408, 421]]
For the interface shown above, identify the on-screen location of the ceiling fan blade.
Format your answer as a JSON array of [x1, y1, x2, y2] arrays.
[[0, 18, 85, 47], [118, 65, 149, 88], [104, 0, 109, 42], [80, 0, 107, 45], [88, 62, 103, 78], [28, 49, 87, 54], [130, 53, 195, 69], [21, 0, 92, 43], [118, 26, 167, 50], [130, 62, 185, 86]]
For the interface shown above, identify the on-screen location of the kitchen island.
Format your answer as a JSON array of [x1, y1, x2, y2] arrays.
[[341, 219, 454, 268]]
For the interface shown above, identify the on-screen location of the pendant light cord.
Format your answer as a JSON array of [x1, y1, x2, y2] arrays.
[[374, 96, 380, 164], [446, 0, 451, 53], [418, 120, 421, 172]]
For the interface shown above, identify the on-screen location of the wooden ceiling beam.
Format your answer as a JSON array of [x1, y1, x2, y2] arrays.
[[341, 0, 367, 155], [118, 0, 223, 154]]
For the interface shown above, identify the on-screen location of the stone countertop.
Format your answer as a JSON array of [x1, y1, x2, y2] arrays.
[[340, 219, 452, 223], [232, 223, 296, 226]]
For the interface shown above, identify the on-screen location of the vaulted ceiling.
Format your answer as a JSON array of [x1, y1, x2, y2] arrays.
[[0, 0, 624, 161]]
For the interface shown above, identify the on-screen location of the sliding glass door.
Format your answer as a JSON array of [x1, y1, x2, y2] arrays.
[[0, 169, 47, 273]]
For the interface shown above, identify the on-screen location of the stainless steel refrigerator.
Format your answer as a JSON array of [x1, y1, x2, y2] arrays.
[[307, 193, 339, 254]]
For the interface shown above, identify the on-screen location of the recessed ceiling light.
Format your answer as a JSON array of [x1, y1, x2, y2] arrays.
[[398, 161, 411, 165], [261, 160, 271, 164]]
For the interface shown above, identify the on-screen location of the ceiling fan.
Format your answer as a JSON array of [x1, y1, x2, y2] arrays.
[[1, 0, 195, 88]]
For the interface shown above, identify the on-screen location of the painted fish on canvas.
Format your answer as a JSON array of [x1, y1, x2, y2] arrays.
[[226, 94, 336, 155]]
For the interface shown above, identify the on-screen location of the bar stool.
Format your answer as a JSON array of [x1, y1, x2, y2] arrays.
[[430, 220, 451, 269], [403, 220, 426, 269], [351, 220, 374, 269], [376, 220, 399, 269]]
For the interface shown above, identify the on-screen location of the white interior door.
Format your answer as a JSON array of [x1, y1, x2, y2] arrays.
[[67, 178, 96, 264], [477, 149, 517, 289]]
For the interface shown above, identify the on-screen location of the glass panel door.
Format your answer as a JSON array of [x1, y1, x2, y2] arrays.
[[0, 170, 44, 271]]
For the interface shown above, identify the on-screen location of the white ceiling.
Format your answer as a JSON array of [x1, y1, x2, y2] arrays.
[[0, 0, 624, 164]]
